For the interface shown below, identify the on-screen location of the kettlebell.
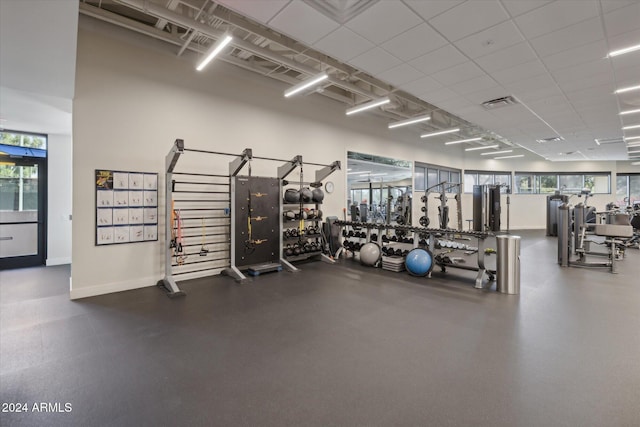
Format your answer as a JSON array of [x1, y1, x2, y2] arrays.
[[285, 244, 293, 257], [293, 244, 301, 256]]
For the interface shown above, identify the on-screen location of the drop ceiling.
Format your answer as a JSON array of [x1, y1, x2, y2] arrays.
[[79, 0, 640, 162]]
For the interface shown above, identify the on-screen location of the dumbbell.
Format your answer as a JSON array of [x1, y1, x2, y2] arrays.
[[382, 235, 389, 242], [371, 233, 378, 241], [391, 235, 398, 242], [348, 230, 354, 237]]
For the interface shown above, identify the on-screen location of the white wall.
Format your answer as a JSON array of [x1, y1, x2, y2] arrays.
[[73, 18, 639, 298], [46, 133, 72, 265], [71, 20, 465, 298]]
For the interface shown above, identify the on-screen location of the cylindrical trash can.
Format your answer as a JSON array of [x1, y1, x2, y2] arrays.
[[496, 235, 520, 295]]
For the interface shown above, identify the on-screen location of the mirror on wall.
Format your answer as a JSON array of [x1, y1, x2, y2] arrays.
[[347, 151, 412, 224]]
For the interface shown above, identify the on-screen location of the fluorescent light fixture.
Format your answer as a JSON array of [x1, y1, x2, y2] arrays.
[[608, 43, 640, 57], [620, 108, 640, 116], [388, 114, 431, 129], [622, 124, 640, 130], [624, 135, 640, 141], [420, 128, 460, 139], [284, 72, 328, 97], [346, 97, 390, 115], [615, 84, 640, 94], [631, 161, 640, 165], [481, 150, 513, 156], [465, 144, 499, 151], [628, 149, 640, 154], [627, 143, 640, 148], [347, 170, 370, 175], [494, 154, 524, 160], [196, 35, 233, 71], [369, 173, 388, 176], [444, 137, 482, 145]]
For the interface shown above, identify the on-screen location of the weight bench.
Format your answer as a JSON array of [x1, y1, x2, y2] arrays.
[[593, 224, 633, 273]]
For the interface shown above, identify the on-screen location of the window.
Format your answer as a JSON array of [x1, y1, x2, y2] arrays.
[[415, 162, 461, 193], [464, 171, 512, 193], [0, 131, 47, 149], [616, 174, 640, 205], [513, 172, 611, 194]]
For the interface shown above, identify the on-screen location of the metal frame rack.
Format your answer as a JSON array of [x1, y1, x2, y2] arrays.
[[335, 220, 495, 289]]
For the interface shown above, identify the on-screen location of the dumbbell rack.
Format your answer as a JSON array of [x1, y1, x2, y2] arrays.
[[335, 220, 496, 289], [282, 200, 324, 262]]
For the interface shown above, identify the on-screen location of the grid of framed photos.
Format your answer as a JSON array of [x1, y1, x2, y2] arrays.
[[95, 169, 158, 245]]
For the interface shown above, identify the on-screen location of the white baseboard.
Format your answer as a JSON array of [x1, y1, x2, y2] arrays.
[[70, 275, 159, 300], [46, 257, 71, 266]]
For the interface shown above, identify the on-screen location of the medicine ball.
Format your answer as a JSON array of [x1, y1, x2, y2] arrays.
[[300, 187, 313, 203], [360, 242, 381, 266], [284, 188, 300, 203], [284, 210, 296, 220], [312, 188, 324, 203]]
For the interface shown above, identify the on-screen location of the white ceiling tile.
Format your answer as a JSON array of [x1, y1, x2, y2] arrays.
[[551, 59, 612, 85], [348, 47, 402, 75], [514, 0, 599, 40], [269, 1, 339, 45], [431, 61, 485, 86], [408, 45, 467, 75], [435, 96, 475, 112], [216, 0, 289, 24], [474, 42, 538, 73], [529, 17, 605, 57], [376, 64, 424, 86], [451, 75, 498, 96], [402, 0, 465, 20], [603, 2, 640, 37], [380, 24, 448, 61], [607, 28, 640, 55], [428, 0, 510, 42], [400, 75, 443, 96], [506, 74, 562, 101], [344, 1, 422, 44], [314, 27, 374, 62], [560, 72, 614, 92], [501, 0, 552, 17], [491, 60, 547, 85], [420, 87, 459, 103], [601, 0, 638, 13], [540, 40, 608, 71], [454, 21, 524, 59]]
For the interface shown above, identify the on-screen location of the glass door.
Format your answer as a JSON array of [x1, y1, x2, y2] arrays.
[[0, 157, 47, 269]]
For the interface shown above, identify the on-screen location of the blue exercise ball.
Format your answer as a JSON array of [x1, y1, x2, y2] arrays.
[[405, 248, 433, 276]]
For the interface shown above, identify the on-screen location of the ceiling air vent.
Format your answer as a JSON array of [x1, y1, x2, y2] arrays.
[[536, 136, 564, 143], [481, 96, 518, 110]]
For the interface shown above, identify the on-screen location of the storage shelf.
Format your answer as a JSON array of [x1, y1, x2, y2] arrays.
[[283, 251, 323, 261]]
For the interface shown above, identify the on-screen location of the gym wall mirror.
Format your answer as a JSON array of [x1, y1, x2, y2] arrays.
[[346, 151, 412, 225]]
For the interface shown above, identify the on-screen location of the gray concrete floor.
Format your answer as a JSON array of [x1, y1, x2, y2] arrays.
[[1, 230, 639, 426]]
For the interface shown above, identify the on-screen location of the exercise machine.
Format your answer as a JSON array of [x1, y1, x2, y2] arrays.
[[472, 184, 501, 232], [420, 181, 462, 230], [558, 201, 633, 273]]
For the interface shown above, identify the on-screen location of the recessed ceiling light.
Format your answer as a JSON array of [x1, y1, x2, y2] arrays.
[[465, 144, 499, 151], [608, 43, 640, 57], [444, 137, 482, 145], [388, 114, 431, 129], [622, 124, 640, 130], [494, 154, 524, 160], [480, 150, 512, 156], [620, 108, 640, 116], [420, 128, 460, 139], [615, 84, 640, 94]]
